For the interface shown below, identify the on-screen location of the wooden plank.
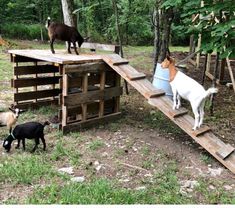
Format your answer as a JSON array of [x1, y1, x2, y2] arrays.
[[64, 62, 108, 74], [192, 126, 211, 137], [216, 144, 235, 160], [144, 89, 165, 99], [64, 87, 123, 106], [14, 65, 59, 75], [127, 72, 146, 81], [15, 99, 58, 109], [14, 89, 61, 102], [62, 73, 68, 127], [62, 112, 121, 134], [13, 76, 61, 88], [168, 108, 189, 118], [81, 42, 119, 52], [99, 71, 105, 117], [104, 54, 129, 65], [9, 50, 103, 65], [82, 74, 88, 121], [11, 54, 42, 63]]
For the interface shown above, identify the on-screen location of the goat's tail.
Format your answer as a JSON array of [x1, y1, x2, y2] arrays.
[[203, 87, 218, 99], [43, 121, 50, 127]]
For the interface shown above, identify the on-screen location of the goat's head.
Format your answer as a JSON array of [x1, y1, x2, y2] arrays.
[[9, 106, 26, 119], [3, 134, 14, 152], [161, 55, 175, 69]]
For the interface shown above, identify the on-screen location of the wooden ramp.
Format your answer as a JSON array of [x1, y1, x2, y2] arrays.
[[102, 54, 235, 174]]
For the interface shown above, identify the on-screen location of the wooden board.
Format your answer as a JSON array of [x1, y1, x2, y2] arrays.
[[9, 50, 103, 65], [14, 65, 59, 75], [14, 89, 61, 102], [64, 87, 123, 106], [62, 112, 121, 134], [15, 99, 58, 109], [12, 76, 61, 88]]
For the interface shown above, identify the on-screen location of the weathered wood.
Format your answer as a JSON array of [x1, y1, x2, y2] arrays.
[[144, 89, 165, 99], [226, 58, 235, 93], [14, 89, 61, 102], [64, 62, 108, 74], [105, 54, 129, 65], [12, 76, 61, 88], [192, 126, 211, 137], [168, 108, 189, 118], [14, 65, 59, 75], [62, 112, 121, 134], [9, 50, 103, 65], [216, 144, 235, 160], [11, 54, 42, 63], [127, 72, 146, 81], [64, 87, 123, 106], [15, 99, 58, 109], [81, 42, 119, 53], [99, 71, 106, 117]]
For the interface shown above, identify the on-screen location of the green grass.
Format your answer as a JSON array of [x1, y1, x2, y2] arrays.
[[0, 154, 61, 185], [88, 139, 105, 151]]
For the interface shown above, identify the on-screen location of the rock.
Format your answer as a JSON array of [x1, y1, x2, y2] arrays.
[[224, 185, 233, 191], [94, 161, 99, 166], [71, 176, 85, 183], [208, 167, 223, 177], [119, 178, 130, 182], [96, 165, 102, 171], [180, 180, 199, 195], [135, 186, 146, 191], [58, 167, 74, 175], [209, 185, 215, 190], [102, 152, 108, 157]]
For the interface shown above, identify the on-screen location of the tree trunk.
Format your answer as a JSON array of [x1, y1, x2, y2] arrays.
[[61, 0, 76, 27], [112, 0, 123, 58], [152, 2, 174, 74]]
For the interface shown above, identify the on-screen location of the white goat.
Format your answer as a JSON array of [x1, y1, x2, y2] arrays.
[[0, 106, 24, 133], [161, 55, 218, 130]]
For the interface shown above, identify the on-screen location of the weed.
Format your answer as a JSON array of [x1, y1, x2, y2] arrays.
[[88, 140, 105, 151], [200, 153, 213, 165]]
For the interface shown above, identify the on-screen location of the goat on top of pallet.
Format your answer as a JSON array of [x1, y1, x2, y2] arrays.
[[45, 17, 84, 55], [0, 105, 25, 133], [161, 55, 218, 131]]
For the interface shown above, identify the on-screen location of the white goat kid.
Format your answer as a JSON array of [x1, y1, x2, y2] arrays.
[[161, 55, 218, 130], [0, 106, 24, 133]]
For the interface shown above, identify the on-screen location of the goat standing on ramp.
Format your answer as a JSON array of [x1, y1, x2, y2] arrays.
[[161, 55, 218, 130], [3, 121, 50, 153], [45, 17, 84, 55]]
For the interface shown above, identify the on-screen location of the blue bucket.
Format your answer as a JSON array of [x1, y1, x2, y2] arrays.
[[152, 63, 173, 98]]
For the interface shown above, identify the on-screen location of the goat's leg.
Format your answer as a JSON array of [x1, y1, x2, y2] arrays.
[[73, 41, 79, 55], [199, 100, 205, 128], [172, 88, 177, 110], [41, 135, 46, 151], [50, 38, 55, 54], [15, 139, 20, 149], [67, 41, 71, 54], [31, 138, 39, 153], [176, 93, 181, 109], [22, 138, 26, 150], [192, 104, 200, 130]]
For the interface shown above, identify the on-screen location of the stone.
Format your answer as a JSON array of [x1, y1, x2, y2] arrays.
[[71, 176, 85, 183], [208, 167, 223, 177], [224, 185, 233, 191], [58, 167, 74, 175], [135, 186, 146, 191]]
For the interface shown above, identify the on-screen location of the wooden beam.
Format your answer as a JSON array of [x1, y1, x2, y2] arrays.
[[14, 65, 59, 75], [64, 87, 123, 106]]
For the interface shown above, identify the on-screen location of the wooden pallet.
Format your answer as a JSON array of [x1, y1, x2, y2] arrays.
[[103, 54, 235, 174]]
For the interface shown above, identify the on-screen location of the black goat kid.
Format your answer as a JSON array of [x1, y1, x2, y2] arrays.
[[3, 121, 49, 153], [46, 17, 84, 55]]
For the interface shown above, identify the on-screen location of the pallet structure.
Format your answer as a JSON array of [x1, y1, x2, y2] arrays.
[[8, 50, 235, 174]]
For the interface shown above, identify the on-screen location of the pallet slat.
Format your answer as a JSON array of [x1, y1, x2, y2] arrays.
[[14, 89, 61, 102], [64, 87, 123, 106], [12, 76, 61, 88], [216, 144, 235, 160], [14, 65, 59, 75]]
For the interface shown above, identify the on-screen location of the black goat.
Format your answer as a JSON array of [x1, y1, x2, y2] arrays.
[[46, 17, 84, 55], [3, 121, 49, 153]]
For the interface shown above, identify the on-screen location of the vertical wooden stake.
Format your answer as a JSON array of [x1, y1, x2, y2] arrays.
[[99, 70, 105, 117], [82, 74, 88, 121]]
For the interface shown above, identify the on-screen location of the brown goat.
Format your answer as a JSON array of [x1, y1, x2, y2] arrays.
[[46, 17, 84, 55]]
